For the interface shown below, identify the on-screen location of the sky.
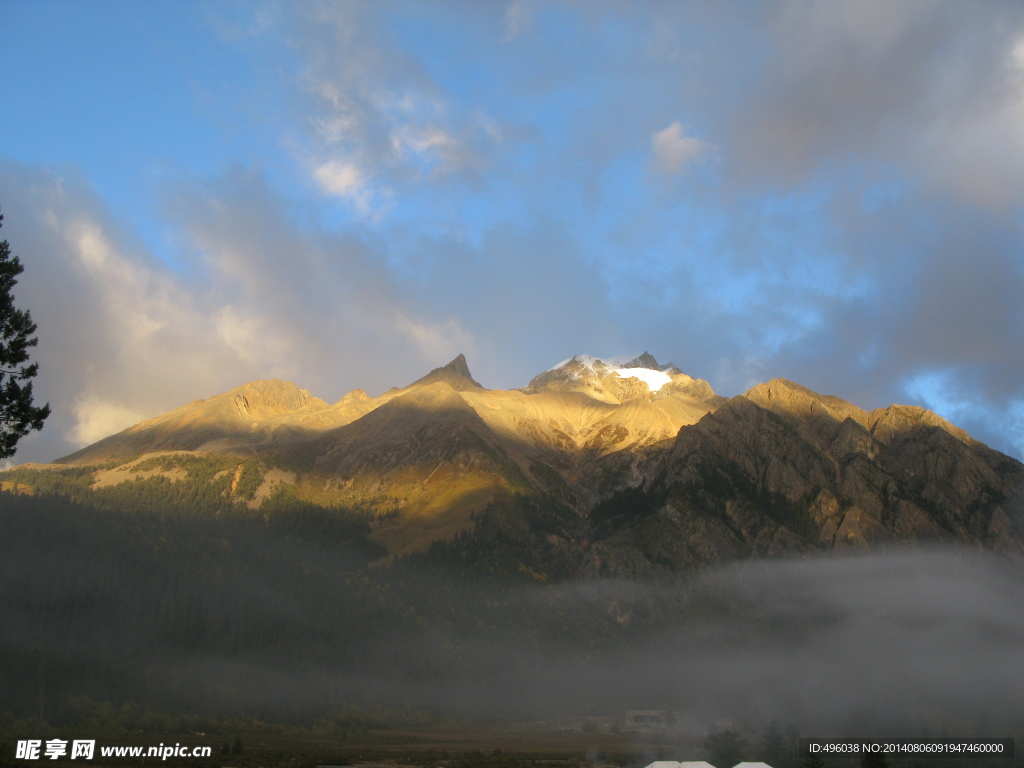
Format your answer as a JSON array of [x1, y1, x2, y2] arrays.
[[1, 0, 1023, 465]]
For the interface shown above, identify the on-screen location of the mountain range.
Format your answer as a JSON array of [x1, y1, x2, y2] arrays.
[[12, 352, 1023, 575]]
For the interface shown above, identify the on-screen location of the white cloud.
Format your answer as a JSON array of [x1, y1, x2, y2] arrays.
[[69, 397, 151, 447], [214, 305, 300, 380], [43, 219, 262, 451], [391, 124, 479, 178], [390, 310, 475, 364], [1013, 31, 1024, 69], [651, 121, 709, 174], [0, 164, 274, 461], [398, 126, 454, 156], [314, 159, 366, 198], [71, 221, 114, 270], [288, 3, 502, 214]]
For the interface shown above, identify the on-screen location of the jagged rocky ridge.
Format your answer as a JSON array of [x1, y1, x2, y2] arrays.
[[585, 378, 1024, 577], [16, 353, 1024, 572]]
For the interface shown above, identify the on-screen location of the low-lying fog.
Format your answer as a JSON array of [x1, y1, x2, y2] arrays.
[[2, 494, 1021, 735], [354, 549, 1024, 733]]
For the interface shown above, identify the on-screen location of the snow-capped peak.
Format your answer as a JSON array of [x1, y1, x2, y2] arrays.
[[545, 353, 674, 392], [546, 353, 606, 373]]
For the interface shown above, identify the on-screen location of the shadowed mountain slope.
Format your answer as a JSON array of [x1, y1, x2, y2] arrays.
[[582, 378, 1024, 578]]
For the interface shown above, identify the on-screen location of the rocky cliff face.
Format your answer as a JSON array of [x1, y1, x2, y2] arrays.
[[39, 354, 1024, 568], [582, 378, 1024, 578]]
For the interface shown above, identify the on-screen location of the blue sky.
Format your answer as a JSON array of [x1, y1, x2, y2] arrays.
[[1, 0, 1023, 463]]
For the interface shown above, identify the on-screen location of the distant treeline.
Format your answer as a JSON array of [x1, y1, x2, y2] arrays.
[[0, 470, 655, 725]]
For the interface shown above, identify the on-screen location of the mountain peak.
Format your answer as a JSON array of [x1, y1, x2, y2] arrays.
[[408, 353, 484, 391], [743, 378, 869, 428], [544, 352, 669, 376], [525, 352, 679, 401], [618, 351, 661, 370], [441, 353, 473, 378]]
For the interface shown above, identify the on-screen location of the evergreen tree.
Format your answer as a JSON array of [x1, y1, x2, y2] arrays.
[[0, 209, 49, 458]]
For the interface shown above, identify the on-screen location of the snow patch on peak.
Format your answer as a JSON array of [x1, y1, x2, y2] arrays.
[[614, 367, 672, 392], [544, 353, 674, 391]]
